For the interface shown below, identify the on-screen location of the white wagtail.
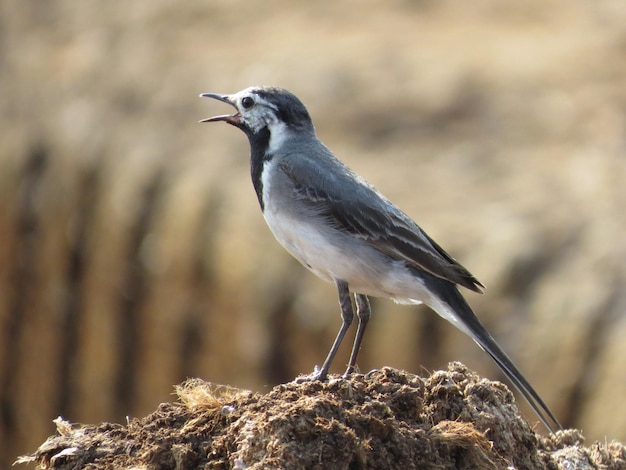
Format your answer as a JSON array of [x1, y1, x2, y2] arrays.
[[200, 86, 561, 432]]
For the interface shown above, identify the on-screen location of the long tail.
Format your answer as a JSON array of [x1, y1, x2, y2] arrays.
[[422, 275, 562, 433]]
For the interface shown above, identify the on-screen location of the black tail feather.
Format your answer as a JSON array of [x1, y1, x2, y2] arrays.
[[423, 275, 562, 433]]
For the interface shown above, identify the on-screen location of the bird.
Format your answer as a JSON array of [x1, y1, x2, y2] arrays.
[[199, 85, 561, 433]]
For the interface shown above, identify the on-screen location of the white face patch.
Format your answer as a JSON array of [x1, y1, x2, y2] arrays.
[[231, 88, 287, 137], [266, 120, 291, 155]]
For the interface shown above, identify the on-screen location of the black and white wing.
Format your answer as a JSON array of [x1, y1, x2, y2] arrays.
[[278, 153, 484, 293]]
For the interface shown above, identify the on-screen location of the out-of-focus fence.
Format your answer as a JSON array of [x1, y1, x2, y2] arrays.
[[2, 1, 626, 465]]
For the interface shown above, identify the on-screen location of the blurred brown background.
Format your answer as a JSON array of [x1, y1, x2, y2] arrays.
[[1, 0, 626, 465]]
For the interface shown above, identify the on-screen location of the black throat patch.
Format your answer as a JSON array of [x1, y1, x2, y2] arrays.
[[248, 127, 272, 211]]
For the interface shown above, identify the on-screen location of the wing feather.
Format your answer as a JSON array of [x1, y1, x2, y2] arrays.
[[278, 154, 484, 293]]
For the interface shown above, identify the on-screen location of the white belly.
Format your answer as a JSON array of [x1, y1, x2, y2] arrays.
[[265, 205, 432, 304], [260, 159, 433, 304]]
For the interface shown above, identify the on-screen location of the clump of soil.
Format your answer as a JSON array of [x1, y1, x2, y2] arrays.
[[17, 363, 626, 469]]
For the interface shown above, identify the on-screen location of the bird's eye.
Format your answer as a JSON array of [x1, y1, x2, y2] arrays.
[[241, 96, 255, 109]]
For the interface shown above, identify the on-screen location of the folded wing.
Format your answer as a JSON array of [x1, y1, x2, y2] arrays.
[[279, 154, 484, 293]]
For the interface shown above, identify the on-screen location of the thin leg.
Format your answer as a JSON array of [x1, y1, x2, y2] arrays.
[[313, 279, 354, 381], [344, 294, 371, 377]]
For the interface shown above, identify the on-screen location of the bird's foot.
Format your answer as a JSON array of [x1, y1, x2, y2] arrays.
[[295, 365, 328, 383], [342, 366, 356, 379], [343, 364, 365, 379]]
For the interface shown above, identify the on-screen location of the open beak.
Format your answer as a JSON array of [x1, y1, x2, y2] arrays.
[[199, 93, 242, 125]]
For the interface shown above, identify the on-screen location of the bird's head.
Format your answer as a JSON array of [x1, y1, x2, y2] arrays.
[[200, 86, 314, 139]]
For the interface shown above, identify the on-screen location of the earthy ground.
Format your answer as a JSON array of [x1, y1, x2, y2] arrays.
[[17, 364, 626, 470], [2, 1, 626, 467]]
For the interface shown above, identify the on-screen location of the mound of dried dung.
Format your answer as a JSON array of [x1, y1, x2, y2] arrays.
[[17, 363, 625, 469]]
